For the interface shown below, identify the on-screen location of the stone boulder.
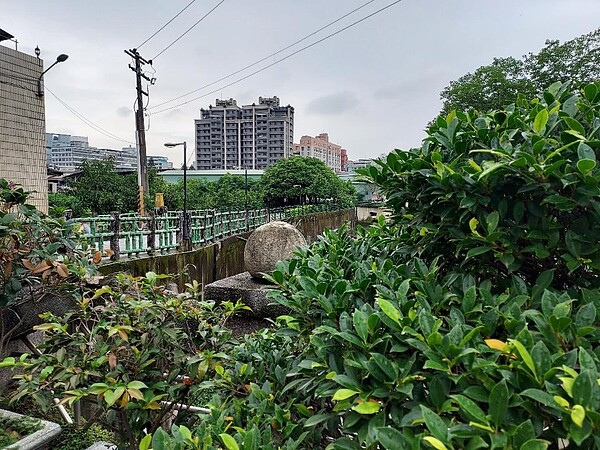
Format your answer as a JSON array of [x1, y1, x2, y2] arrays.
[[244, 221, 307, 279]]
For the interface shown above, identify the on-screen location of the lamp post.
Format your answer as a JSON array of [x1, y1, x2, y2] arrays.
[[164, 142, 189, 246], [37, 53, 68, 96]]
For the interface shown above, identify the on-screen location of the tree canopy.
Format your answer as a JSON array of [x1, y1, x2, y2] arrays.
[[261, 156, 355, 206], [49, 159, 166, 217], [440, 28, 600, 115]]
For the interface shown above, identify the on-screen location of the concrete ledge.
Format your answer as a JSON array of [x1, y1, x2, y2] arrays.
[[0, 408, 61, 450], [203, 271, 287, 318]]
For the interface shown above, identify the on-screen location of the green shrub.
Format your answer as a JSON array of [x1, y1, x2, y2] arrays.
[[266, 222, 600, 449], [364, 81, 600, 289]]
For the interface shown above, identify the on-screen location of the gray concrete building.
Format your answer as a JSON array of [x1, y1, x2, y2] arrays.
[[46, 133, 137, 172], [0, 32, 47, 211], [195, 96, 294, 170]]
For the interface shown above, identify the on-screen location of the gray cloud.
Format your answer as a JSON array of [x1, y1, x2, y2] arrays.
[[116, 106, 132, 117], [307, 91, 358, 116]]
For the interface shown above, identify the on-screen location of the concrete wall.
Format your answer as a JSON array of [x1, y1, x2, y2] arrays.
[[356, 205, 392, 224], [0, 45, 47, 212], [99, 208, 356, 290]]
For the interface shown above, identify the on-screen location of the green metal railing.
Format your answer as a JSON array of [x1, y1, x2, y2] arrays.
[[69, 203, 341, 261]]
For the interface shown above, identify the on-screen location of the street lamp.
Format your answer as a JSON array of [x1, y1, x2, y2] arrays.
[[164, 141, 189, 245], [37, 53, 68, 96]]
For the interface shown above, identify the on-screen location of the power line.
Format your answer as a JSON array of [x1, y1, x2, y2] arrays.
[[45, 87, 135, 145], [149, 0, 377, 110], [150, 0, 403, 115], [152, 0, 226, 60], [137, 0, 198, 49]]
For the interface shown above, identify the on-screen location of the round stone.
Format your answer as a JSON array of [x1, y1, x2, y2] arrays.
[[244, 221, 307, 279]]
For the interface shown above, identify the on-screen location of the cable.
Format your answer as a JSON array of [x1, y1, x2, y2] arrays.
[[149, 0, 376, 110], [137, 0, 198, 49], [152, 0, 226, 60], [45, 87, 135, 145], [151, 0, 403, 115]]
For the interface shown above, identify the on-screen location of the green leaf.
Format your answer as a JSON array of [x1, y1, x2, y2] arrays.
[[575, 303, 596, 327], [583, 84, 597, 102], [450, 394, 488, 424], [151, 428, 170, 450], [509, 340, 537, 379], [478, 162, 506, 180], [489, 379, 509, 427], [127, 380, 148, 389], [353, 310, 369, 343], [577, 142, 595, 161], [139, 434, 152, 450], [565, 117, 586, 136], [376, 427, 407, 450], [423, 436, 448, 450], [533, 109, 549, 133], [420, 405, 448, 443], [304, 414, 331, 427], [466, 247, 491, 259], [353, 400, 382, 415], [520, 439, 550, 450], [377, 298, 401, 326], [571, 404, 585, 427], [520, 389, 563, 413], [332, 389, 359, 401], [486, 211, 499, 234], [572, 371, 594, 408], [219, 433, 240, 450], [513, 420, 535, 449], [577, 159, 596, 174]]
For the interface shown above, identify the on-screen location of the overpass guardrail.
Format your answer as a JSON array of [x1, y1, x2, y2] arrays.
[[68, 203, 342, 261]]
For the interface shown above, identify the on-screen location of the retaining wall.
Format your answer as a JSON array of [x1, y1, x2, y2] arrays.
[[99, 208, 356, 290]]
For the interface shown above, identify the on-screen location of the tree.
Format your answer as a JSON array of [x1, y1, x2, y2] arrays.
[[369, 81, 600, 289], [440, 57, 535, 115], [260, 156, 355, 207], [65, 160, 133, 216], [440, 28, 600, 115]]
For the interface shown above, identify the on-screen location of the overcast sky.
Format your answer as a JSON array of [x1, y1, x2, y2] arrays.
[[3, 1, 600, 165]]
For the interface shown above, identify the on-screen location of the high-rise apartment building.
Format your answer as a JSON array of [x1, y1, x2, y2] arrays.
[[46, 133, 137, 172], [195, 96, 294, 170], [293, 133, 343, 172]]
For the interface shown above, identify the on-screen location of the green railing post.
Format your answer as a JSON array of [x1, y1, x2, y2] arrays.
[[147, 215, 156, 256], [109, 211, 120, 260]]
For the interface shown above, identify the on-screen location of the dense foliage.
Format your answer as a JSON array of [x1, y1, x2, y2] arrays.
[[161, 173, 264, 212], [6, 84, 600, 449], [261, 156, 356, 207], [368, 81, 600, 289], [0, 180, 95, 309], [440, 28, 600, 115], [49, 160, 167, 217]]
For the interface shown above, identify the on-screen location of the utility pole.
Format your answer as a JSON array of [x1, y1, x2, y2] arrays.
[[125, 48, 152, 216]]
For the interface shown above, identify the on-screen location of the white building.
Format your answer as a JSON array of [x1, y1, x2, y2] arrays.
[[46, 134, 137, 172]]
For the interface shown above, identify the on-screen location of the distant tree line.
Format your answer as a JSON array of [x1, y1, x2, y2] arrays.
[[49, 156, 356, 218]]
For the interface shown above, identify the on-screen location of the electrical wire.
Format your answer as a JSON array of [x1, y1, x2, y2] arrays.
[[45, 86, 135, 145], [149, 0, 377, 110], [150, 0, 403, 115], [152, 0, 226, 60], [137, 0, 198, 49]]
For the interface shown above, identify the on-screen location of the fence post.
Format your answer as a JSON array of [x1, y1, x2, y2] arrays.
[[109, 211, 120, 261], [200, 211, 206, 244], [147, 215, 156, 256], [176, 212, 183, 249]]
